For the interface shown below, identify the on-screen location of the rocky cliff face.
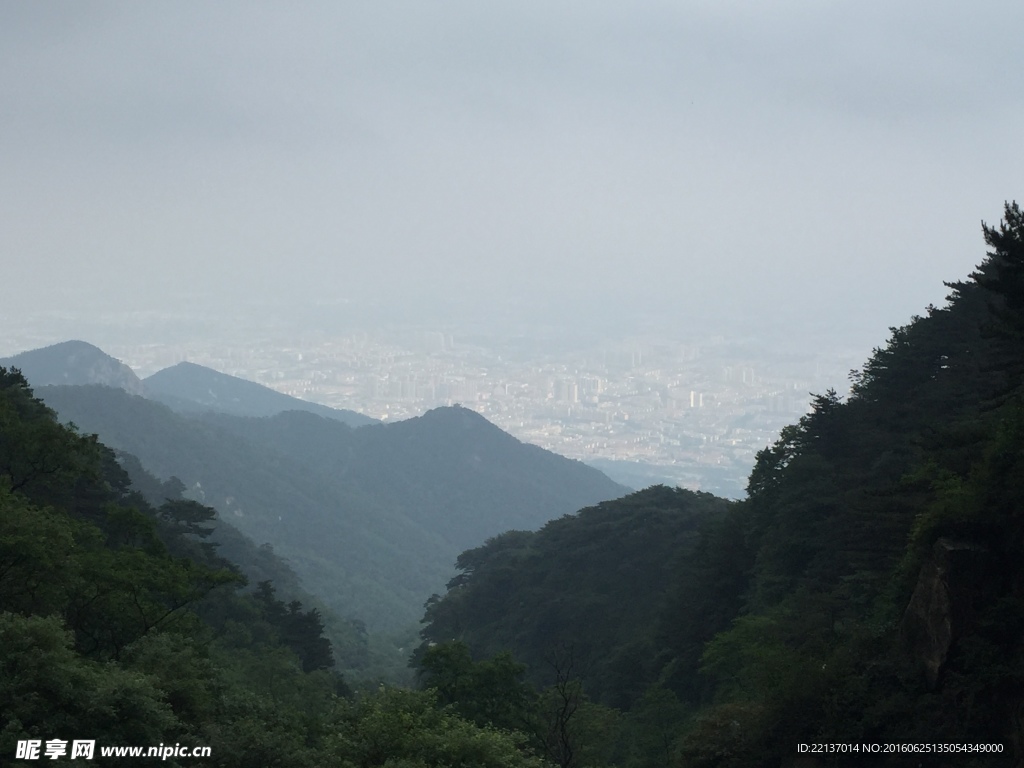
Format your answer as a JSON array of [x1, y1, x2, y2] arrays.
[[900, 537, 990, 687]]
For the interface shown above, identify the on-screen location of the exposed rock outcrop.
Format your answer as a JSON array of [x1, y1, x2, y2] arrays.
[[900, 537, 990, 687]]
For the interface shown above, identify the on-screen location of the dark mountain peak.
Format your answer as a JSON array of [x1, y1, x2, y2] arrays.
[[160, 361, 207, 374], [144, 361, 375, 428], [384, 405, 520, 450], [375, 405, 627, 502], [419, 404, 498, 429], [409, 404, 504, 430], [0, 340, 144, 395], [38, 381, 628, 633]]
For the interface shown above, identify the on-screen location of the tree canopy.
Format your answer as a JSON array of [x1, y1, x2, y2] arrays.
[[416, 203, 1024, 766]]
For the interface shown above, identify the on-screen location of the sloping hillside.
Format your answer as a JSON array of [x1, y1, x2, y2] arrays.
[[416, 203, 1024, 766], [0, 340, 144, 395], [144, 360, 375, 427], [37, 384, 628, 634]]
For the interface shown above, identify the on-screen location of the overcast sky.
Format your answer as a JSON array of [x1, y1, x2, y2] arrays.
[[2, 1, 1022, 350]]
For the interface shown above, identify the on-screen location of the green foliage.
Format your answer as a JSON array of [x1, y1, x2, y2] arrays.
[[0, 485, 79, 617], [621, 686, 687, 768], [0, 366, 552, 768], [419, 642, 536, 732], [0, 613, 178, 757], [0, 369, 339, 765], [121, 632, 219, 731], [415, 204, 1024, 765], [37, 385, 626, 641], [326, 687, 548, 768], [676, 204, 1024, 763], [656, 504, 752, 703], [252, 580, 335, 672], [420, 486, 732, 709]]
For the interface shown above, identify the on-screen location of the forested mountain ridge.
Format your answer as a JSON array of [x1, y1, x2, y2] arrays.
[[420, 485, 734, 709], [112, 447, 375, 672], [34, 383, 628, 638], [416, 203, 1024, 766], [207, 403, 628, 553], [0, 368, 552, 767]]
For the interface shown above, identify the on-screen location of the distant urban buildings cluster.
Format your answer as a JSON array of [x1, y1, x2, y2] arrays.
[[97, 327, 861, 498]]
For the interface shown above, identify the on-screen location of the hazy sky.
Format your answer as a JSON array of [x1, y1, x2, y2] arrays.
[[2, 1, 1022, 348]]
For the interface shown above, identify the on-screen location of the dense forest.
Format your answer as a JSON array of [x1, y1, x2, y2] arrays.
[[0, 367, 553, 766], [33, 380, 624, 643], [4, 202, 1024, 766], [416, 203, 1024, 766]]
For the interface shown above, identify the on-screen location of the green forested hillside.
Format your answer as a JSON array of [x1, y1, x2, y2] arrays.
[[416, 203, 1024, 766], [112, 449, 375, 673], [206, 404, 628, 553], [34, 385, 627, 639], [35, 384, 434, 637], [420, 486, 732, 709], [0, 368, 551, 767]]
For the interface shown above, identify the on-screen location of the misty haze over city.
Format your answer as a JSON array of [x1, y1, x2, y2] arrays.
[[3, 1, 1022, 492]]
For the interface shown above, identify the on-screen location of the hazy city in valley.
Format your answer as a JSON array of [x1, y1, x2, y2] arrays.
[[1, 313, 863, 499]]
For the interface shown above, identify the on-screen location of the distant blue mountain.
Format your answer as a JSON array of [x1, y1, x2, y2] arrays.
[[0, 340, 145, 395], [9, 341, 628, 633], [144, 361, 375, 427]]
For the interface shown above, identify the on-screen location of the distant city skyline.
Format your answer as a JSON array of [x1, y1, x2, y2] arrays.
[[0, 314, 865, 499]]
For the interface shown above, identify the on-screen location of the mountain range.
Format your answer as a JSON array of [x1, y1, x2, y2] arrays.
[[0, 339, 145, 395], [144, 360, 376, 426], [2, 340, 628, 636], [0, 340, 372, 426]]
